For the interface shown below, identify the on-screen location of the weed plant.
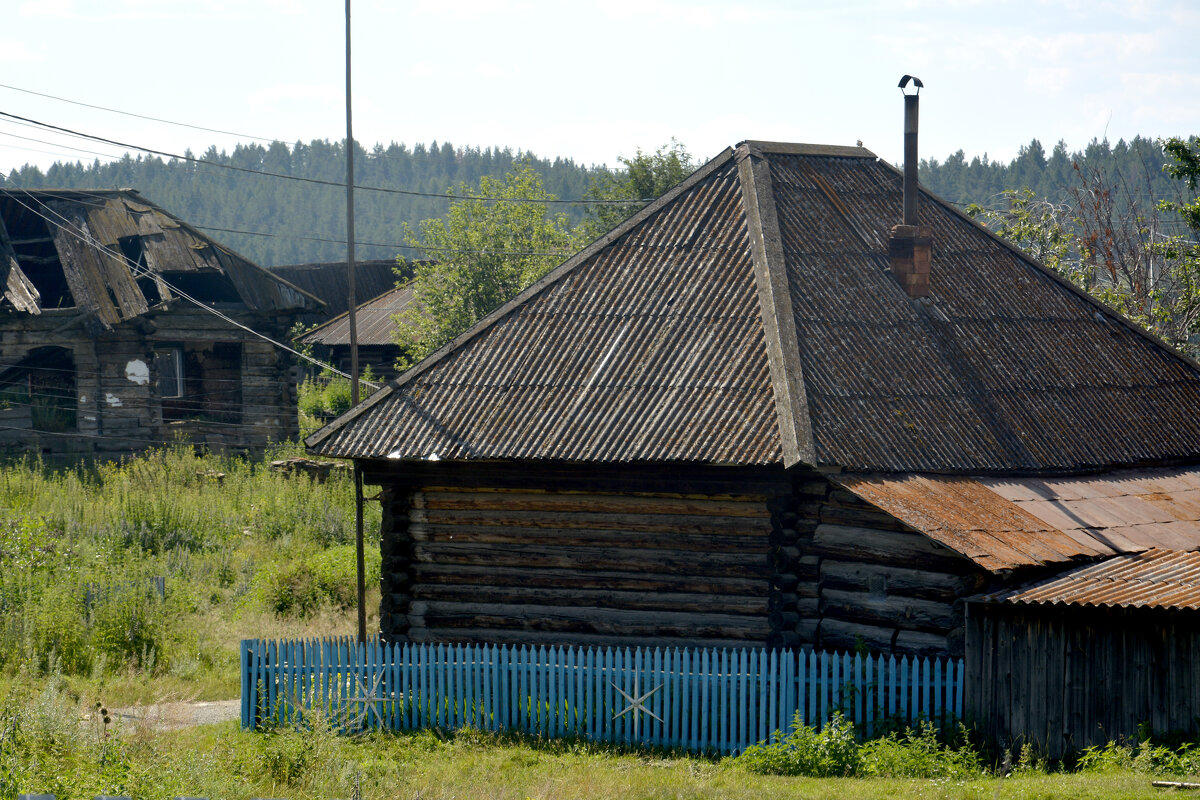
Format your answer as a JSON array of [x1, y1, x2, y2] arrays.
[[0, 444, 380, 702]]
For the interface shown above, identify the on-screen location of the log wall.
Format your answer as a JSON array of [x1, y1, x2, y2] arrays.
[[802, 481, 986, 657], [372, 464, 790, 649], [965, 602, 1200, 757], [368, 463, 988, 656], [0, 306, 299, 457]]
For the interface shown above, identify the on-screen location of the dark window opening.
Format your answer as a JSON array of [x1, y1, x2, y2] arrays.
[[160, 341, 242, 424], [162, 271, 242, 304], [0, 196, 74, 308], [119, 235, 162, 305], [0, 346, 77, 432]]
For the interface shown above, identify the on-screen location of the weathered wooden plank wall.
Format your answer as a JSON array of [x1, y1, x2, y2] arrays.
[[965, 602, 1200, 757]]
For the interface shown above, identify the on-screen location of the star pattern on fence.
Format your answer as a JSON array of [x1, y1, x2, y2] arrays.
[[342, 670, 390, 731], [611, 675, 664, 732]]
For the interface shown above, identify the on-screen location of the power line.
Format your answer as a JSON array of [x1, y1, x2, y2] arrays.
[[0, 81, 278, 143], [194, 223, 575, 257], [0, 110, 650, 206]]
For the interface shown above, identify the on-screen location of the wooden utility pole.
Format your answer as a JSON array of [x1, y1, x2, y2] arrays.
[[345, 0, 367, 645]]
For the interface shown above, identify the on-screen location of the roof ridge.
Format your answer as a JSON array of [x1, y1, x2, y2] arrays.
[[307, 146, 740, 451], [735, 144, 814, 467]]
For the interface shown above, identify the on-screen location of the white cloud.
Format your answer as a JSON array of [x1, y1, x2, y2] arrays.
[[407, 62, 435, 78]]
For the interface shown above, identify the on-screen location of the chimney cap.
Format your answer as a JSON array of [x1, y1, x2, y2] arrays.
[[898, 75, 924, 95]]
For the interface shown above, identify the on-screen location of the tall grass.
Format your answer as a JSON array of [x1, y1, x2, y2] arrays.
[[0, 445, 380, 699]]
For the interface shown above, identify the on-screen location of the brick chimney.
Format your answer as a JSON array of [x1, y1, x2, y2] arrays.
[[889, 75, 931, 299]]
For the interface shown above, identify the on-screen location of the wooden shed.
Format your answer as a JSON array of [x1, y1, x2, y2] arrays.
[[308, 141, 1200, 663], [966, 549, 1200, 755], [0, 188, 320, 456]]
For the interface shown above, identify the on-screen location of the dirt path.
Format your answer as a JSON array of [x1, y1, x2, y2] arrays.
[[110, 699, 240, 730]]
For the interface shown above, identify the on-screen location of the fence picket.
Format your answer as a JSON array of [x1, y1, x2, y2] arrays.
[[240, 638, 965, 753]]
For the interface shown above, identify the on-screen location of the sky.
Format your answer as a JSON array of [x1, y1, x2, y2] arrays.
[[0, 0, 1198, 181]]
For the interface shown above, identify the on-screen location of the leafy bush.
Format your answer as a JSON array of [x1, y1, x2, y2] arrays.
[[735, 712, 860, 777], [859, 721, 980, 778], [252, 544, 381, 616], [735, 713, 984, 779], [1077, 739, 1200, 776]]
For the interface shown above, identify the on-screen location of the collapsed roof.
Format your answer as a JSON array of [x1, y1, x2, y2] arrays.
[[309, 141, 1200, 475], [0, 188, 319, 327]]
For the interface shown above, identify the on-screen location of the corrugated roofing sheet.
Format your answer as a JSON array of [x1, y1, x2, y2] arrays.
[[767, 153, 1200, 472], [310, 141, 1200, 472], [835, 465, 1200, 572], [300, 283, 414, 347], [311, 155, 782, 463], [980, 548, 1200, 610]]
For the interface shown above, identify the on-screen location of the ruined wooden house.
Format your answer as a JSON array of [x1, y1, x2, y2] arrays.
[[308, 136, 1200, 674], [0, 188, 320, 456]]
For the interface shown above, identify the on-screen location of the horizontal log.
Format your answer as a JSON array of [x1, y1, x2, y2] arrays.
[[820, 589, 958, 633], [408, 563, 767, 595], [819, 560, 983, 603], [410, 584, 768, 615], [406, 601, 771, 640], [811, 524, 972, 572], [819, 505, 912, 531], [818, 618, 896, 654], [408, 522, 765, 553], [894, 629, 950, 656], [410, 507, 772, 536], [404, 464, 791, 496], [417, 490, 770, 518], [404, 627, 762, 650], [410, 542, 772, 578]]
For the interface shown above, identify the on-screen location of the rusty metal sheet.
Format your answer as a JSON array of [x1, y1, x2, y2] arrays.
[[980, 549, 1200, 610], [832, 472, 1108, 572]]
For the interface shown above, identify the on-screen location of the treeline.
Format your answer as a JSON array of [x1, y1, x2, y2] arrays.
[[920, 135, 1187, 210], [0, 139, 607, 266], [2, 134, 1192, 266]]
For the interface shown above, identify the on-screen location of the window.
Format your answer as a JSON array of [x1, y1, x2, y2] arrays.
[[155, 347, 184, 398]]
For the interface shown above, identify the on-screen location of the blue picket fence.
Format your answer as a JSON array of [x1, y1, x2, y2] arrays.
[[241, 638, 964, 754]]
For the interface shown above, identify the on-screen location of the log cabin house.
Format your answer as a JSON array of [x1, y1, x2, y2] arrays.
[[307, 138, 1200, 676], [0, 188, 320, 457]]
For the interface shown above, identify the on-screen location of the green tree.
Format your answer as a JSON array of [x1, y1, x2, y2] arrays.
[[580, 139, 695, 239], [392, 162, 581, 365]]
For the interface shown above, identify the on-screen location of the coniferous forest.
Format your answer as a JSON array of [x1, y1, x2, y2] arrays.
[[0, 134, 1188, 266]]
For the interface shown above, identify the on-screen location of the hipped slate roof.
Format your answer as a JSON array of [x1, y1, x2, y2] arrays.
[[0, 189, 319, 326], [309, 142, 1200, 473]]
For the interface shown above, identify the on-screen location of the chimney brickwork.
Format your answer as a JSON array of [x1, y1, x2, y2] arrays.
[[889, 224, 932, 298]]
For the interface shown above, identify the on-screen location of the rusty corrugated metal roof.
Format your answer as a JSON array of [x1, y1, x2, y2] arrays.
[[300, 283, 414, 347], [0, 189, 318, 326], [835, 465, 1200, 572], [979, 548, 1200, 610], [309, 141, 1200, 471]]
